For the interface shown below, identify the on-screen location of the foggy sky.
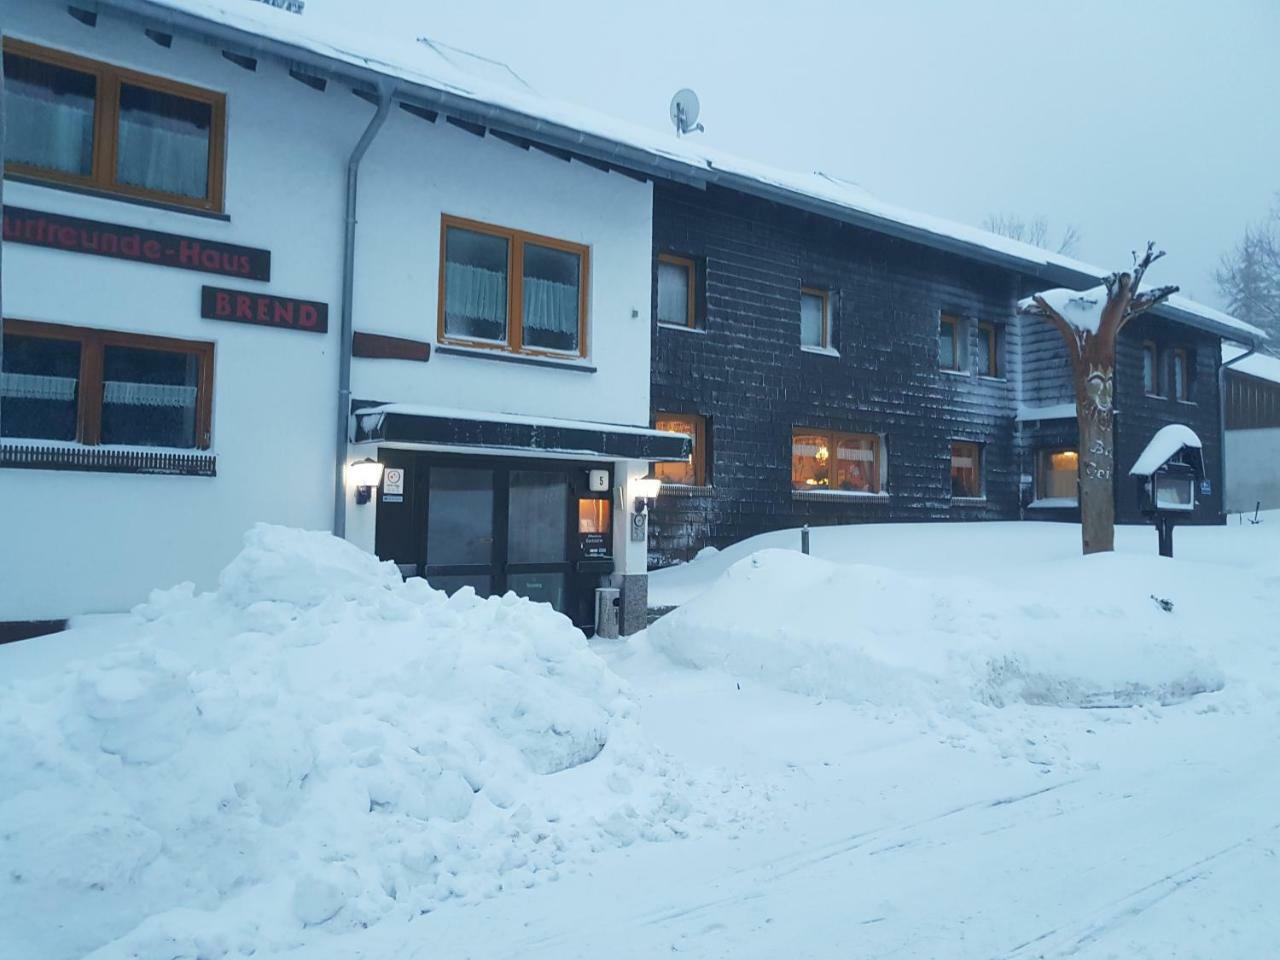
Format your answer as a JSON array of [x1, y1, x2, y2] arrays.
[[315, 0, 1279, 307]]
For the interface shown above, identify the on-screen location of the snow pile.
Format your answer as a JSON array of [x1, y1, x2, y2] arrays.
[[1129, 423, 1202, 476], [647, 549, 1224, 715], [0, 525, 703, 960]]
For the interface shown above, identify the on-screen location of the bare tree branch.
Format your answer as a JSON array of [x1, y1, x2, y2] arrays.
[[1126, 284, 1180, 321], [1130, 241, 1165, 292]]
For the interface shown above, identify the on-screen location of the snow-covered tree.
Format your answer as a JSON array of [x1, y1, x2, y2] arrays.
[[1215, 198, 1280, 341], [983, 213, 1082, 256], [1019, 244, 1178, 555]]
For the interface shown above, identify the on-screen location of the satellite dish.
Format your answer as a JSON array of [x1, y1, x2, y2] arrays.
[[669, 88, 704, 136]]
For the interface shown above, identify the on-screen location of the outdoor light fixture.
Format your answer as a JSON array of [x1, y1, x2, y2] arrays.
[[632, 476, 663, 515], [629, 476, 663, 544], [349, 457, 384, 505]]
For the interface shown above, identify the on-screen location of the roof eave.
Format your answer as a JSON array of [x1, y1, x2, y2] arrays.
[[100, 0, 1264, 347], [99, 0, 710, 189]]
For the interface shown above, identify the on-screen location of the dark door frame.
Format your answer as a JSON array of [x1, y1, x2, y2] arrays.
[[374, 448, 614, 625]]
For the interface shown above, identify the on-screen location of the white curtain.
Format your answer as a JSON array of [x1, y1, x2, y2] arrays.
[[0, 372, 77, 401], [657, 261, 689, 324], [444, 262, 507, 335], [102, 380, 197, 408], [117, 110, 209, 199], [522, 276, 578, 334], [6, 93, 93, 175]]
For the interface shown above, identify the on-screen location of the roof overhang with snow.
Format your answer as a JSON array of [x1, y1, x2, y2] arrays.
[[95, 0, 1265, 347], [352, 404, 692, 462], [1129, 425, 1205, 479]]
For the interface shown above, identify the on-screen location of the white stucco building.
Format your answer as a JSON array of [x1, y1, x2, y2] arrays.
[[1, 0, 686, 638]]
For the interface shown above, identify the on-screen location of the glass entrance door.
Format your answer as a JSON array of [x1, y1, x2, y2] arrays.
[[424, 465, 496, 596], [423, 464, 572, 615], [506, 469, 571, 611]]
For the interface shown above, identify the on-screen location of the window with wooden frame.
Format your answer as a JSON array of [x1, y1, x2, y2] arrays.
[[1172, 347, 1192, 401], [1142, 341, 1161, 396], [939, 313, 962, 371], [950, 441, 983, 498], [800, 287, 831, 350], [652, 412, 707, 486], [792, 428, 882, 493], [1036, 448, 1079, 503], [0, 319, 213, 449], [976, 321, 1001, 378], [3, 38, 227, 212], [439, 215, 589, 358], [656, 253, 696, 328]]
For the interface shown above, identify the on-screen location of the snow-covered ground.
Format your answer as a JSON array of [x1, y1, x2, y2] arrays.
[[3, 517, 1278, 959]]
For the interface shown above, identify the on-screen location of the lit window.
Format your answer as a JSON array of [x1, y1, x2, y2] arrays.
[[1143, 342, 1160, 395], [440, 216, 587, 357], [950, 441, 983, 498], [1172, 348, 1191, 401], [653, 412, 706, 486], [800, 288, 830, 349], [1037, 448, 1079, 502], [1, 319, 212, 448], [3, 38, 226, 211], [976, 322, 1000, 378], [657, 254, 696, 327], [940, 314, 961, 370], [792, 428, 881, 493]]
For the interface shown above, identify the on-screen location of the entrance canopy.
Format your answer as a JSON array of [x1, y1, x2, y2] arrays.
[[352, 403, 691, 462]]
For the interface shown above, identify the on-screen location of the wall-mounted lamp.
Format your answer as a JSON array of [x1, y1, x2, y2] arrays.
[[630, 476, 662, 543], [349, 457, 384, 505], [632, 476, 663, 514]]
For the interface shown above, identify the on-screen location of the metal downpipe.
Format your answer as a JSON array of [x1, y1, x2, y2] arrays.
[[333, 86, 393, 537]]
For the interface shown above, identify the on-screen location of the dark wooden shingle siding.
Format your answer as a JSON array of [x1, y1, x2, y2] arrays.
[[649, 183, 1021, 564], [648, 183, 1226, 565]]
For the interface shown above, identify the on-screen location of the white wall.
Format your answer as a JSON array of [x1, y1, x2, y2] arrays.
[[1225, 428, 1280, 513], [1, 1, 372, 619], [350, 113, 654, 427], [2, 2, 658, 622]]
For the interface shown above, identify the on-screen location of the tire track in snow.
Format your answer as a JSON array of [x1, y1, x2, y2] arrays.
[[995, 824, 1280, 959], [507, 777, 1084, 957]]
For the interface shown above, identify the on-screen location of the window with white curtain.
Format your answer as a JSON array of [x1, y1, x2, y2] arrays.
[[3, 51, 96, 177], [0, 320, 213, 449], [657, 254, 696, 327], [440, 217, 588, 358], [2, 38, 225, 212], [116, 83, 213, 201]]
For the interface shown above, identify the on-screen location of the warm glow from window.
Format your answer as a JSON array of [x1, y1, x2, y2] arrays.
[[578, 498, 610, 533], [653, 412, 705, 485], [793, 429, 881, 493]]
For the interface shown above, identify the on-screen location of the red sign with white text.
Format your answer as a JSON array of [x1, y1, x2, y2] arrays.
[[201, 286, 328, 333]]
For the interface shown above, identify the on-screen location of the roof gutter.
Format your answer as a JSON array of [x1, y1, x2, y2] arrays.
[[1217, 337, 1260, 519], [333, 85, 393, 538], [95, 0, 707, 189]]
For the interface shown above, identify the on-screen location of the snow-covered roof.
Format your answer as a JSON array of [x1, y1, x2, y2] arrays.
[[116, 0, 1264, 344], [1223, 345, 1280, 386], [1129, 425, 1203, 477], [1016, 402, 1077, 422], [353, 403, 676, 438]]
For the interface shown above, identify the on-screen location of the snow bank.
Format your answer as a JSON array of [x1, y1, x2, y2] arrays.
[[0, 525, 702, 960], [647, 549, 1224, 715]]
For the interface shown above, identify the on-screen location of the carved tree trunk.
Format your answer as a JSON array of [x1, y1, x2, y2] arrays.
[[1071, 336, 1117, 554], [1020, 244, 1178, 557]]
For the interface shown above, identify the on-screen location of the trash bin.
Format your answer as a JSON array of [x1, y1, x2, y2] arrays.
[[594, 587, 621, 639]]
